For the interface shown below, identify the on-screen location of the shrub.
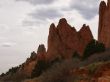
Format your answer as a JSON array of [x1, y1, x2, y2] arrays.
[[87, 63, 98, 75], [3, 72, 28, 82], [51, 57, 62, 64], [30, 51, 37, 60], [31, 60, 48, 78], [0, 73, 5, 77], [72, 51, 80, 59], [31, 56, 62, 78], [36, 59, 80, 82], [83, 39, 105, 60], [5, 66, 19, 75]]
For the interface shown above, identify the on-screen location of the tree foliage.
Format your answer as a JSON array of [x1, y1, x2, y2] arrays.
[[31, 60, 48, 78], [72, 51, 80, 59], [31, 56, 63, 78], [83, 39, 105, 60]]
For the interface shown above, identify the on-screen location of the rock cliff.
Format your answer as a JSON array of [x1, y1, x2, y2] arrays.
[[1, 1, 110, 82], [47, 18, 93, 60], [98, 0, 110, 48], [17, 44, 46, 77]]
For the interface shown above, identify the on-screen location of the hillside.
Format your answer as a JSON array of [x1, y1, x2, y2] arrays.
[[0, 0, 110, 82]]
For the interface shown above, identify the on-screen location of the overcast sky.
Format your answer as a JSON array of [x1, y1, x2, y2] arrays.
[[0, 0, 107, 74]]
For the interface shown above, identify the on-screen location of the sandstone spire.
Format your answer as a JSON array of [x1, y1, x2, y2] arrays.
[[98, 0, 110, 48], [37, 44, 46, 54], [107, 0, 110, 8], [79, 24, 93, 43], [37, 44, 46, 60], [98, 1, 106, 38]]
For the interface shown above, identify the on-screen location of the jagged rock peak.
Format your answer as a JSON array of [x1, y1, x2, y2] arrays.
[[57, 18, 73, 33], [81, 24, 89, 29], [99, 1, 106, 14], [47, 18, 94, 59], [99, 1, 107, 37], [57, 18, 71, 29], [98, 0, 110, 48], [58, 18, 67, 25], [79, 24, 93, 43], [30, 51, 37, 59], [48, 23, 58, 42], [107, 0, 110, 7], [79, 24, 92, 33], [37, 44, 46, 54], [82, 24, 86, 27], [100, 1, 106, 7], [49, 23, 56, 34], [50, 23, 55, 28]]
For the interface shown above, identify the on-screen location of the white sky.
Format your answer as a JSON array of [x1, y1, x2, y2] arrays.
[[0, 0, 107, 74]]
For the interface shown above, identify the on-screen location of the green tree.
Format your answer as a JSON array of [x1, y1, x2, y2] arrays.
[[83, 39, 105, 60], [31, 56, 62, 78], [31, 60, 48, 78]]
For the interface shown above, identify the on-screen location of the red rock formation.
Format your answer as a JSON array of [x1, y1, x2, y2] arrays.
[[94, 63, 110, 82], [37, 44, 46, 60], [78, 24, 93, 55], [72, 62, 110, 82], [98, 0, 110, 48], [79, 24, 93, 44], [18, 44, 46, 77], [46, 22, 68, 60], [46, 18, 93, 60]]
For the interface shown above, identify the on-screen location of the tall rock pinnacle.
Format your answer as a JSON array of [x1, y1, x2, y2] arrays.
[[98, 1, 106, 37], [107, 0, 110, 8], [98, 0, 110, 48], [79, 24, 93, 43]]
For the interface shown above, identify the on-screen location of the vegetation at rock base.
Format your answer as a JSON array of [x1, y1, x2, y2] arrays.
[[31, 56, 62, 78], [1, 0, 110, 81], [35, 59, 80, 82], [72, 51, 81, 59], [31, 60, 48, 78], [83, 39, 105, 60]]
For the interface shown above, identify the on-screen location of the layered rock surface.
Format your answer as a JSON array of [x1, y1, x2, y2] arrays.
[[46, 18, 93, 60], [98, 0, 110, 48]]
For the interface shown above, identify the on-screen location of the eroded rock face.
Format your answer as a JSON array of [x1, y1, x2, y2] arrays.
[[98, 0, 110, 48], [94, 63, 110, 82], [78, 24, 93, 55], [18, 44, 46, 77], [37, 44, 46, 60], [72, 62, 110, 82], [79, 24, 93, 44], [46, 18, 93, 60]]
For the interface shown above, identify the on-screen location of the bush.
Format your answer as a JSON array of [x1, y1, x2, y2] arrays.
[[31, 56, 63, 78], [37, 59, 80, 82], [5, 66, 19, 75], [31, 60, 48, 78], [0, 73, 5, 77], [30, 51, 37, 60], [51, 57, 62, 64], [2, 72, 28, 82], [72, 51, 80, 59], [83, 39, 105, 60], [87, 63, 98, 75]]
